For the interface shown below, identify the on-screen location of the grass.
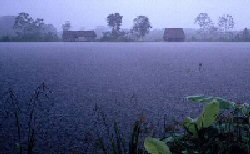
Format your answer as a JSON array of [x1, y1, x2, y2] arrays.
[[1, 83, 52, 154]]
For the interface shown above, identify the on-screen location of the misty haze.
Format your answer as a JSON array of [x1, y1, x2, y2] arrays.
[[0, 1, 250, 154]]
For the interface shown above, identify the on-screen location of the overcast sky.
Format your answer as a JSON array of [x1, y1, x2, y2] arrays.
[[1, 0, 250, 31]]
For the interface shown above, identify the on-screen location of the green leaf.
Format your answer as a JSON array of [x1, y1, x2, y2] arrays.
[[162, 137, 174, 143], [215, 98, 235, 109], [144, 137, 171, 154], [239, 103, 250, 115], [197, 101, 219, 129], [187, 96, 213, 103], [187, 96, 235, 109], [183, 117, 198, 137], [183, 117, 193, 128], [15, 143, 21, 149], [242, 136, 250, 142]]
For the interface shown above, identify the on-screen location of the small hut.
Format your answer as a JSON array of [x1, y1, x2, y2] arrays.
[[163, 28, 185, 42], [63, 31, 97, 42]]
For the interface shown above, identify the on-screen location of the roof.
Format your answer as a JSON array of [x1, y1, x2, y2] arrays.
[[163, 28, 185, 39], [63, 31, 97, 38]]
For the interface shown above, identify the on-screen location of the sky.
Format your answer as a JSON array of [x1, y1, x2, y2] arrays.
[[1, 0, 250, 31]]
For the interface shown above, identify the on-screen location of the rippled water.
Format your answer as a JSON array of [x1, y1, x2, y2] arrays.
[[1, 42, 250, 153]]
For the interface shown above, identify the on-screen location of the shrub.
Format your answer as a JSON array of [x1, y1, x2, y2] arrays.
[[145, 96, 250, 154]]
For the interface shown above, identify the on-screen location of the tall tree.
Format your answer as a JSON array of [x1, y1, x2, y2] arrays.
[[14, 13, 34, 38], [14, 12, 44, 41], [132, 16, 152, 39], [194, 13, 213, 39], [13, 12, 57, 41], [218, 14, 234, 32], [62, 21, 71, 32], [107, 13, 123, 34]]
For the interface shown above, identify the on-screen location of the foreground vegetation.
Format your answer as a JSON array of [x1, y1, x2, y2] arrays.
[[1, 84, 249, 153], [145, 96, 250, 154]]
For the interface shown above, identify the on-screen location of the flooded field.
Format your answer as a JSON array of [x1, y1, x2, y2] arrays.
[[1, 42, 250, 153]]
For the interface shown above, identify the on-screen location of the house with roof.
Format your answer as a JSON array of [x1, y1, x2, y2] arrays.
[[163, 28, 185, 42], [62, 31, 97, 42]]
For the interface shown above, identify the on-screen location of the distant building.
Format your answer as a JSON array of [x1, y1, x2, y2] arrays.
[[163, 28, 185, 42], [62, 31, 97, 42]]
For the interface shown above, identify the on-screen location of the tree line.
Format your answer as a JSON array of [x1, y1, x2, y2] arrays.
[[1, 12, 250, 42], [2, 12, 59, 42], [194, 13, 250, 41]]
